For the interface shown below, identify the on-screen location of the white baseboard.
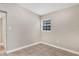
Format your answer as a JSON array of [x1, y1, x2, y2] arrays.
[[41, 42, 79, 55], [7, 42, 41, 54], [7, 42, 79, 55]]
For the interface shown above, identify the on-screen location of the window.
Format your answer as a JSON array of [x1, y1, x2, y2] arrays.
[[42, 20, 51, 31]]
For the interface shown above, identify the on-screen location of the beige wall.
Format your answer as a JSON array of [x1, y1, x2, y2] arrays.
[[41, 5, 79, 52], [0, 17, 2, 42], [0, 4, 40, 51]]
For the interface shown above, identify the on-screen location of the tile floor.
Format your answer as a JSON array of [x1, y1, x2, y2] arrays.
[[8, 43, 78, 56]]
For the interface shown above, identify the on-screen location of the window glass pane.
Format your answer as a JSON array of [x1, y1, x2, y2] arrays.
[[42, 20, 51, 31], [43, 23, 47, 26], [46, 20, 50, 23], [46, 26, 51, 30], [43, 26, 47, 30]]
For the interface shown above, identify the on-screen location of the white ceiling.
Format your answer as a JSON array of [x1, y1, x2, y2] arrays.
[[18, 3, 78, 15]]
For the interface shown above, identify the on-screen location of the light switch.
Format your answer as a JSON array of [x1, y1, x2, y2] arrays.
[[8, 26, 12, 30]]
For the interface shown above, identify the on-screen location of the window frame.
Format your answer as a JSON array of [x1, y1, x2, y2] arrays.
[[41, 18, 51, 32]]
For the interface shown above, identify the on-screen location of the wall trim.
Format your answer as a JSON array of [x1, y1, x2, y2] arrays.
[[41, 42, 79, 55], [7, 42, 41, 54], [7, 42, 79, 55]]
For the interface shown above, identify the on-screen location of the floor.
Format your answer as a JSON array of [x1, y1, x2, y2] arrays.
[[7, 43, 79, 56]]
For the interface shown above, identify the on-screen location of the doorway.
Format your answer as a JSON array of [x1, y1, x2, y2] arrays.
[[0, 10, 7, 55]]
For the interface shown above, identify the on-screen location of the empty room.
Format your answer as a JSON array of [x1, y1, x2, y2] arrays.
[[0, 3, 79, 56]]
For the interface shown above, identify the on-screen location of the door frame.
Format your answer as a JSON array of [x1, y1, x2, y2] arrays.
[[0, 10, 7, 54]]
